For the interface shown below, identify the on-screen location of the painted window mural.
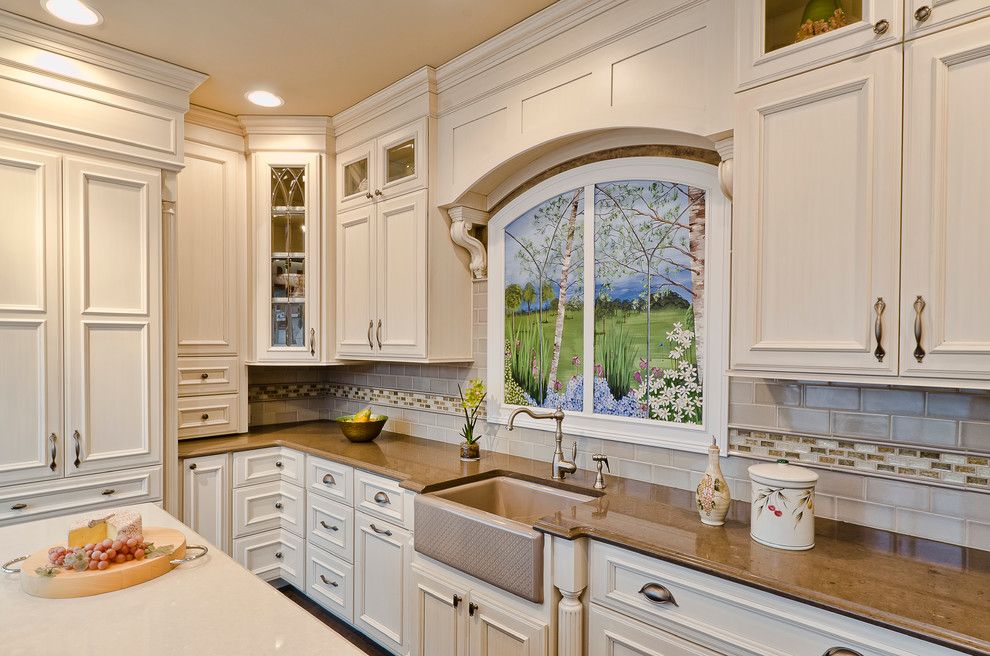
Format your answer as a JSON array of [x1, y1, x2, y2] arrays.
[[503, 178, 706, 426]]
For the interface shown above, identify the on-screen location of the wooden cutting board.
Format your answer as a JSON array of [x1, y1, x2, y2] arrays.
[[19, 526, 187, 599]]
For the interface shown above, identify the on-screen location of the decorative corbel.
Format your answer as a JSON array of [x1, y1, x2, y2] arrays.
[[446, 205, 491, 280], [714, 136, 733, 201]]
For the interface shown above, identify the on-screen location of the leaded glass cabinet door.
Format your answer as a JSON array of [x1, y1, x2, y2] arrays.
[[254, 151, 321, 362]]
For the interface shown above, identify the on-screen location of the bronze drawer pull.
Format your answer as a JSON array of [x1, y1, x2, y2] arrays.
[[10, 503, 27, 511], [369, 523, 392, 536], [201, 413, 210, 421], [274, 501, 283, 510], [320, 520, 339, 531], [914, 5, 932, 22], [639, 582, 678, 607], [873, 297, 886, 362], [468, 602, 478, 617], [873, 19, 889, 35], [373, 491, 390, 505], [913, 296, 927, 362], [200, 372, 209, 380], [73, 430, 81, 468], [49, 433, 57, 471], [275, 551, 283, 559], [101, 489, 115, 496], [453, 594, 462, 608], [323, 473, 336, 486], [319, 574, 339, 587]]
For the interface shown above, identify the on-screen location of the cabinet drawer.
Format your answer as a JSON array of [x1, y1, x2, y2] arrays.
[[307, 542, 354, 622], [233, 447, 303, 487], [232, 480, 305, 538], [589, 604, 719, 656], [354, 469, 407, 527], [308, 493, 353, 562], [0, 466, 161, 525], [589, 542, 960, 656], [233, 528, 305, 587], [307, 455, 353, 505], [177, 357, 239, 396], [177, 394, 240, 439]]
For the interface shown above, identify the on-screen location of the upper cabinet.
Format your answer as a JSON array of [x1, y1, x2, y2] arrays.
[[337, 119, 427, 211], [900, 18, 990, 380], [737, 0, 902, 89], [905, 0, 990, 38]]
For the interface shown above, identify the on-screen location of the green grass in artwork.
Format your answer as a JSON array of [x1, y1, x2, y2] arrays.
[[505, 306, 692, 387], [595, 326, 635, 399]]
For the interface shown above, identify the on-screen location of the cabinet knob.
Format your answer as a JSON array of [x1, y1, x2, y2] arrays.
[[322, 473, 336, 486], [873, 19, 889, 35], [189, 463, 197, 470], [101, 489, 115, 496], [200, 372, 209, 380], [274, 501, 283, 510], [319, 574, 339, 587], [10, 503, 27, 511], [823, 649, 863, 656], [468, 602, 478, 617], [453, 594, 462, 608], [374, 189, 383, 196], [914, 5, 932, 22], [365, 192, 374, 199], [275, 461, 283, 468], [639, 582, 679, 607], [275, 551, 283, 559], [201, 413, 210, 421]]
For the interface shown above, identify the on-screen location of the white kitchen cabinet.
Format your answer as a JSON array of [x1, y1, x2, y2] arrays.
[[467, 589, 548, 656], [736, 0, 902, 90], [412, 567, 468, 656], [232, 446, 304, 487], [589, 605, 720, 656], [354, 509, 411, 654], [232, 479, 306, 538], [307, 542, 355, 622], [335, 203, 376, 354], [905, 0, 990, 38], [233, 528, 305, 586], [63, 155, 163, 476], [731, 47, 902, 376], [307, 493, 353, 562], [336, 118, 427, 211], [252, 150, 323, 363], [182, 454, 230, 554], [0, 140, 62, 487], [900, 17, 990, 379]]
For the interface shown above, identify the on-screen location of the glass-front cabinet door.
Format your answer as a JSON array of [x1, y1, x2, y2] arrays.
[[337, 140, 374, 211], [737, 0, 901, 89], [254, 151, 321, 362], [336, 118, 427, 211]]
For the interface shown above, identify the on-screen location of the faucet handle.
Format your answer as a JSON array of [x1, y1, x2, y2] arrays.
[[592, 453, 610, 472], [571, 441, 578, 461]]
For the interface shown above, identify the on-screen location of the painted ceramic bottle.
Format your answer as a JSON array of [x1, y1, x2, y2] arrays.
[[696, 437, 731, 526]]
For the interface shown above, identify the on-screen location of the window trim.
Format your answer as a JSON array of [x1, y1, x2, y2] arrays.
[[486, 156, 730, 453]]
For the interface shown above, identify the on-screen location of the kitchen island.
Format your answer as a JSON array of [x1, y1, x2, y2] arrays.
[[0, 503, 364, 656]]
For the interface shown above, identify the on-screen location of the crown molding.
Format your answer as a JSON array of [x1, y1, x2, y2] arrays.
[[185, 105, 243, 135], [0, 9, 206, 94], [331, 66, 436, 137], [435, 0, 624, 95], [238, 115, 332, 135]]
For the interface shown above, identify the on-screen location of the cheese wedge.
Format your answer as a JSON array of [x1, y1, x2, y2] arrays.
[[68, 514, 110, 547], [107, 510, 142, 541]]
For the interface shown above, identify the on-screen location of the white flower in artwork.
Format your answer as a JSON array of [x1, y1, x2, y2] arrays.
[[632, 326, 703, 426], [669, 348, 683, 360]]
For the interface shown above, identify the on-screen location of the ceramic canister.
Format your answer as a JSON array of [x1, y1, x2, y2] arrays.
[[748, 460, 819, 551]]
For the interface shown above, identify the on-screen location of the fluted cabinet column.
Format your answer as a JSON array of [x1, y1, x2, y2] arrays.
[[553, 537, 588, 656]]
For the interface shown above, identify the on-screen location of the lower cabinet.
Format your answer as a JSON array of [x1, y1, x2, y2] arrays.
[[306, 542, 354, 622], [589, 605, 719, 656], [411, 562, 548, 656], [181, 454, 230, 554], [354, 509, 412, 654], [233, 528, 305, 586]]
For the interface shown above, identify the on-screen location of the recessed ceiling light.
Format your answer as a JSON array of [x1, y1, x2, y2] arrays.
[[41, 0, 103, 26], [246, 90, 284, 108]]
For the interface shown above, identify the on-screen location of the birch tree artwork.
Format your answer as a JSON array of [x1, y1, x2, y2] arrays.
[[503, 188, 584, 410]]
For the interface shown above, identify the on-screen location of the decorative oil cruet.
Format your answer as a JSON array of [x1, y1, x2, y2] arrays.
[[696, 436, 731, 526]]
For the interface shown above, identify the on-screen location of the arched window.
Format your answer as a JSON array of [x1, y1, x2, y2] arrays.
[[488, 157, 730, 451]]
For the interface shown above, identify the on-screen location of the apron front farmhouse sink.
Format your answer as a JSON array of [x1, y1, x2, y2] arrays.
[[414, 474, 598, 602]]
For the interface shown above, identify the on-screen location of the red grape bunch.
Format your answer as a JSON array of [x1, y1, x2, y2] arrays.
[[48, 536, 151, 572]]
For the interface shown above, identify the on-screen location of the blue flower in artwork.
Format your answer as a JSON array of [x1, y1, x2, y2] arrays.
[[541, 376, 584, 411]]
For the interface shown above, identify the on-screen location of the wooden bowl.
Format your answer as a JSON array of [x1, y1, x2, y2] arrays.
[[335, 415, 387, 442]]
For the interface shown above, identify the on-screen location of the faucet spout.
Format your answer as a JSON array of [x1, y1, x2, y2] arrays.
[[505, 406, 575, 480]]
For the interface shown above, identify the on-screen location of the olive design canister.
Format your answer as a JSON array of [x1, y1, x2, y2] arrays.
[[748, 460, 819, 551]]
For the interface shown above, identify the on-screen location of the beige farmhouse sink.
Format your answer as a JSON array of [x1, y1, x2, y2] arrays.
[[414, 474, 598, 603]]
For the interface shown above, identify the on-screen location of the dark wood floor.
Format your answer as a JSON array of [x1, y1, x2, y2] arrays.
[[279, 585, 391, 656]]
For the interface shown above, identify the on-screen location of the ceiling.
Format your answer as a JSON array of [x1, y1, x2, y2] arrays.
[[1, 0, 558, 116]]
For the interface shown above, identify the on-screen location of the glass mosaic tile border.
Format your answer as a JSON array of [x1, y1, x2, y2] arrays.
[[249, 382, 483, 418]]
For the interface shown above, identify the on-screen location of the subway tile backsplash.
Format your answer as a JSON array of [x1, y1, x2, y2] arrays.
[[245, 280, 990, 551]]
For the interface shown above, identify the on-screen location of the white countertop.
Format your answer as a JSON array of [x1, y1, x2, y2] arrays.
[[0, 503, 364, 656]]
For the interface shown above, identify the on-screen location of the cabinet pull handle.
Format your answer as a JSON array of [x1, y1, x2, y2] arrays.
[[873, 297, 886, 362], [369, 523, 392, 536], [365, 192, 374, 200], [639, 582, 679, 607], [453, 594, 462, 608], [310, 327, 316, 356], [373, 491, 390, 505], [322, 473, 336, 486], [367, 320, 374, 348], [873, 18, 890, 35], [101, 489, 115, 496], [274, 501, 283, 510], [10, 503, 27, 511], [72, 430, 81, 468], [320, 520, 339, 531], [376, 319, 383, 349], [201, 413, 210, 421], [319, 574, 339, 587], [275, 551, 283, 559], [374, 189, 383, 197], [468, 602, 478, 617], [914, 5, 932, 22], [49, 433, 57, 471], [189, 463, 197, 470], [823, 649, 863, 656], [200, 372, 209, 380], [913, 295, 927, 363]]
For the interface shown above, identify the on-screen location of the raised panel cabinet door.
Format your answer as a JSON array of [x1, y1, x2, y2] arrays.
[[375, 189, 427, 357], [736, 0, 902, 90], [335, 204, 376, 357], [588, 605, 720, 656], [411, 566, 467, 656], [354, 511, 410, 654], [467, 591, 547, 656], [182, 454, 230, 554], [906, 0, 990, 38], [62, 156, 162, 475], [731, 48, 902, 376], [0, 141, 62, 486], [901, 19, 990, 379], [176, 141, 243, 357], [253, 151, 322, 363], [336, 138, 376, 212]]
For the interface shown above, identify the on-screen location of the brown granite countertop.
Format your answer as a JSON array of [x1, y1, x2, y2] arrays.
[[179, 421, 990, 655]]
